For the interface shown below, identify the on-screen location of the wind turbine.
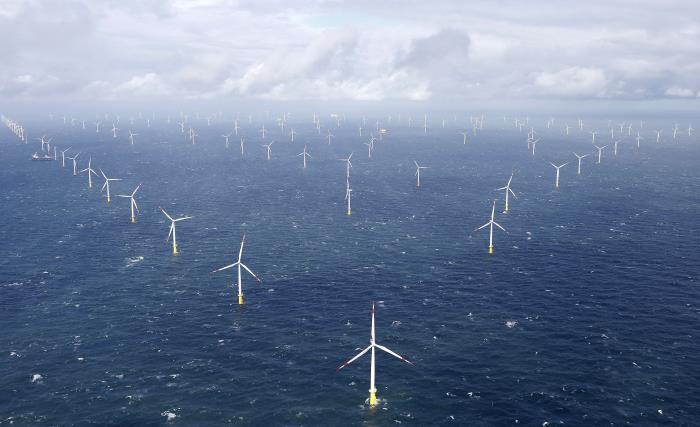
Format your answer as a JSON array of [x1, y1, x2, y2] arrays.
[[459, 131, 468, 144], [260, 124, 267, 139], [656, 130, 662, 143], [530, 138, 540, 156], [240, 138, 246, 157], [159, 207, 193, 256], [613, 140, 621, 156], [590, 130, 598, 144], [79, 157, 99, 189], [475, 200, 505, 255], [550, 162, 568, 188], [414, 161, 428, 187], [338, 153, 353, 180], [337, 302, 414, 407], [289, 129, 296, 142], [636, 132, 642, 148], [211, 235, 261, 305], [99, 169, 121, 204], [60, 147, 72, 168], [263, 142, 274, 160], [117, 184, 141, 223], [222, 133, 232, 149], [298, 145, 312, 169], [327, 130, 334, 145], [573, 152, 589, 175], [111, 123, 119, 138], [496, 174, 517, 213], [68, 153, 81, 176], [594, 145, 607, 164], [128, 130, 138, 145]]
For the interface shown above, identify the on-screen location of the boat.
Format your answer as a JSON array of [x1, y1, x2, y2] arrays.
[[32, 152, 53, 161]]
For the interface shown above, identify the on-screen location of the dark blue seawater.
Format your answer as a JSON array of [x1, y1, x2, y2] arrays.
[[1, 115, 699, 426]]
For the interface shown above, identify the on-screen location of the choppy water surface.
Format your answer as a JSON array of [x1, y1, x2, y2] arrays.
[[1, 115, 699, 426]]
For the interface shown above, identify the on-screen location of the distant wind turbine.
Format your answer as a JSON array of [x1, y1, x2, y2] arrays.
[[475, 200, 505, 255], [99, 169, 121, 204], [117, 184, 141, 223], [550, 162, 568, 188], [159, 207, 193, 256]]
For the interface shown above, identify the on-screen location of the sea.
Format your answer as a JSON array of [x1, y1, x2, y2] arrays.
[[1, 113, 699, 426]]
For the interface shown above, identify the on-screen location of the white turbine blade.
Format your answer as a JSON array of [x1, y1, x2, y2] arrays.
[[132, 198, 139, 212], [493, 221, 505, 231], [475, 221, 491, 231], [115, 195, 130, 198], [509, 188, 518, 199], [166, 224, 174, 242], [375, 344, 415, 366], [496, 186, 507, 191], [337, 345, 372, 370], [174, 216, 193, 222], [101, 180, 108, 192], [132, 184, 141, 196], [212, 262, 238, 273], [159, 207, 173, 221], [239, 263, 261, 282], [100, 168, 107, 180]]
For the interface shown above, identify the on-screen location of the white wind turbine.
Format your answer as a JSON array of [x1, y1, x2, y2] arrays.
[[68, 153, 81, 176], [298, 145, 311, 169], [111, 123, 119, 138], [496, 174, 517, 213], [159, 207, 193, 256], [337, 302, 414, 407], [211, 235, 261, 305], [594, 144, 607, 164], [530, 138, 540, 156], [128, 130, 138, 145], [573, 152, 589, 175], [550, 162, 568, 188], [636, 132, 642, 148], [94, 121, 101, 133], [79, 156, 99, 189], [240, 138, 246, 157], [222, 133, 232, 149], [60, 147, 72, 168], [327, 130, 334, 145], [260, 124, 267, 139], [262, 142, 274, 160], [475, 199, 505, 255], [414, 161, 428, 187], [339, 152, 353, 180], [656, 130, 662, 143], [613, 140, 621, 156], [117, 184, 141, 223], [289, 129, 296, 142], [459, 131, 468, 144], [590, 130, 598, 144], [99, 169, 121, 204]]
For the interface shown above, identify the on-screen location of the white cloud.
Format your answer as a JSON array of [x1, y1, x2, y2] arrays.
[[534, 67, 608, 97], [664, 86, 695, 97]]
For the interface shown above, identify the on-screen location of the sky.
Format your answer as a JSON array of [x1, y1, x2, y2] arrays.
[[1, 0, 699, 110]]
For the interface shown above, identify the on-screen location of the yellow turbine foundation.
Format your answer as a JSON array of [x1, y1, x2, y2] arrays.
[[238, 294, 243, 305], [131, 216, 135, 224], [173, 245, 178, 256], [488, 245, 493, 255], [347, 208, 352, 216], [369, 391, 377, 406]]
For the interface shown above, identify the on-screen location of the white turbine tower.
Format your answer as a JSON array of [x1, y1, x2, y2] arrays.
[[99, 169, 121, 204], [298, 145, 311, 169], [594, 145, 607, 164], [475, 200, 505, 255], [263, 142, 274, 160], [573, 152, 589, 175], [60, 147, 72, 168], [414, 161, 428, 187], [550, 162, 568, 188], [211, 235, 261, 305], [337, 302, 414, 407], [496, 174, 517, 213], [159, 207, 193, 256], [345, 186, 353, 216], [79, 156, 99, 189], [116, 184, 141, 223], [68, 153, 81, 176]]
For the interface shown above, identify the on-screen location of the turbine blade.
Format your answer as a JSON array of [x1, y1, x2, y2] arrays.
[[375, 344, 415, 366], [337, 345, 372, 371], [212, 262, 238, 273], [240, 263, 261, 282], [493, 221, 505, 231], [475, 222, 490, 231]]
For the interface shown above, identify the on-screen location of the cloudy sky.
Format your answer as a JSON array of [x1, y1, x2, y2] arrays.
[[2, 0, 699, 106]]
